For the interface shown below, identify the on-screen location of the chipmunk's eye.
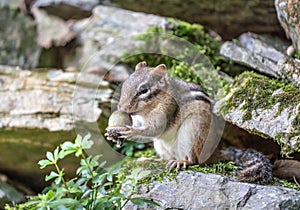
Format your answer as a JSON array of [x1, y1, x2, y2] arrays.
[[138, 85, 150, 96]]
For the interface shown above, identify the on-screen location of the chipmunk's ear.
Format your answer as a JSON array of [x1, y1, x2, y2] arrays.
[[135, 61, 147, 71], [151, 64, 167, 77], [151, 64, 168, 87]]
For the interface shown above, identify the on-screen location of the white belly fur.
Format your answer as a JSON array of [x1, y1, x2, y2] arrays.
[[153, 126, 178, 160]]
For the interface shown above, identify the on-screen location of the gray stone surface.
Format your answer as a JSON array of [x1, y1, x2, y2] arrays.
[[0, 65, 111, 131], [110, 0, 283, 40], [0, 65, 118, 190], [220, 32, 300, 87], [0, 5, 41, 68], [33, 0, 99, 20], [0, 181, 25, 208], [220, 33, 287, 78], [124, 172, 300, 210], [275, 0, 300, 51], [277, 56, 300, 88], [31, 7, 76, 48], [71, 5, 169, 77]]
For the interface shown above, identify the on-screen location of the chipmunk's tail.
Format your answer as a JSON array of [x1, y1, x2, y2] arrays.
[[272, 159, 300, 183], [220, 147, 272, 183]]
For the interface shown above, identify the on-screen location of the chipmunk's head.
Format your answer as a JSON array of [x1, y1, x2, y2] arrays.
[[118, 61, 169, 114]]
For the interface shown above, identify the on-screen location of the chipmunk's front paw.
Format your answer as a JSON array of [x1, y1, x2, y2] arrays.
[[105, 126, 129, 148], [118, 125, 144, 139]]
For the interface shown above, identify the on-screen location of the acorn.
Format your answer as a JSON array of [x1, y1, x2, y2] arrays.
[[108, 110, 132, 127], [106, 111, 132, 148]]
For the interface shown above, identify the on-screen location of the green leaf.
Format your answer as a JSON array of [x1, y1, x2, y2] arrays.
[[130, 198, 146, 206], [90, 156, 100, 167], [49, 198, 82, 209], [81, 133, 94, 150], [94, 199, 113, 210], [129, 168, 141, 179], [82, 133, 91, 143], [46, 151, 54, 162], [57, 149, 70, 160], [106, 173, 113, 182], [53, 147, 59, 160], [75, 177, 86, 187], [130, 198, 160, 207], [60, 141, 75, 150], [137, 170, 151, 180], [93, 173, 107, 184], [75, 148, 83, 157], [76, 166, 84, 175], [54, 176, 63, 185], [45, 171, 59, 182], [75, 135, 83, 145], [38, 159, 53, 169], [59, 141, 78, 159], [98, 160, 106, 169], [81, 189, 92, 198], [46, 190, 55, 199]]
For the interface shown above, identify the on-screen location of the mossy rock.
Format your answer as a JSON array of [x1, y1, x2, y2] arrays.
[[122, 18, 236, 99], [215, 71, 300, 156]]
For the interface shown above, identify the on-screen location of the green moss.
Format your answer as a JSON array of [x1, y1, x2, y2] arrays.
[[271, 177, 300, 191], [219, 71, 300, 121], [294, 51, 300, 59], [116, 149, 237, 187], [292, 107, 300, 128], [187, 161, 237, 177], [115, 155, 178, 188], [274, 131, 300, 156], [122, 18, 234, 98], [219, 71, 300, 155], [115, 150, 300, 192], [133, 148, 157, 158]]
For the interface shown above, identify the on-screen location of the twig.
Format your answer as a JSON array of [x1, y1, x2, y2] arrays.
[[293, 176, 300, 187]]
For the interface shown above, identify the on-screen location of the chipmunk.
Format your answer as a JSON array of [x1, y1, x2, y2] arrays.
[[105, 61, 272, 183]]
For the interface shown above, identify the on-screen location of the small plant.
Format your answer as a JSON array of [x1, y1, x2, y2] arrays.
[[117, 140, 146, 157], [5, 134, 158, 210]]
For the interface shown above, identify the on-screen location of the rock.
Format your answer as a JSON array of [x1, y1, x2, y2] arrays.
[[70, 5, 169, 81], [0, 5, 41, 68], [71, 5, 230, 91], [33, 0, 99, 20], [0, 181, 25, 208], [47, 69, 77, 83], [220, 32, 300, 87], [220, 33, 286, 78], [0, 65, 111, 131], [110, 0, 284, 40], [31, 7, 77, 48], [277, 56, 300, 88], [214, 71, 300, 156], [0, 65, 120, 190], [220, 41, 280, 78], [124, 171, 300, 209], [275, 0, 300, 51]]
